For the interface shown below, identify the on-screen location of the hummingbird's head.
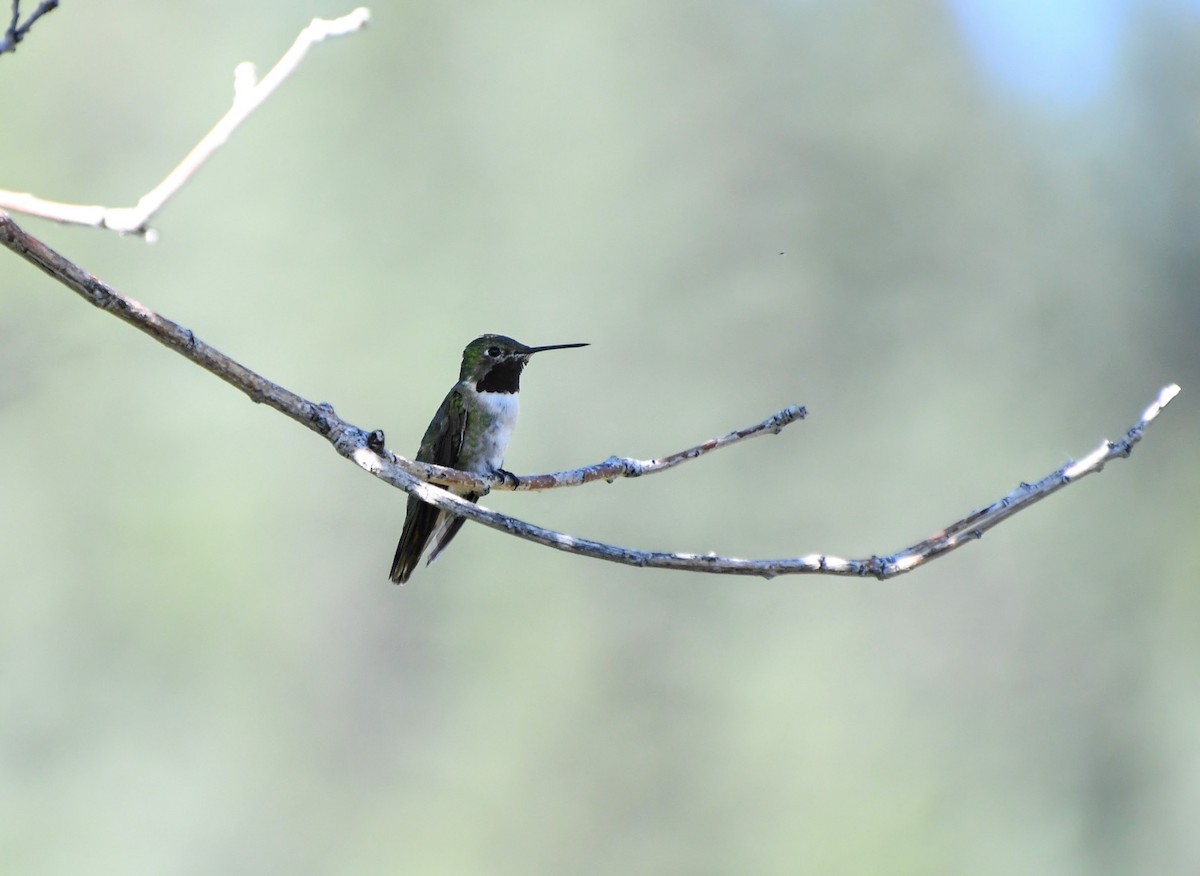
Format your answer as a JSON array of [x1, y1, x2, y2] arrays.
[[460, 334, 588, 393]]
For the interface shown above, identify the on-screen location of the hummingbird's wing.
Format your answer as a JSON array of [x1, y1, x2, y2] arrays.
[[389, 387, 472, 583], [421, 389, 483, 567]]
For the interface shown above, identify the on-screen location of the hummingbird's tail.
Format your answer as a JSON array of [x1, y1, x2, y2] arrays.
[[389, 495, 436, 584], [389, 492, 480, 584]]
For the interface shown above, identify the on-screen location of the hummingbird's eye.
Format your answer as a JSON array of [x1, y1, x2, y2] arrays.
[[486, 346, 502, 358]]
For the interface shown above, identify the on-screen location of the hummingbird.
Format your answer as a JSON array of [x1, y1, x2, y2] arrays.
[[388, 334, 588, 583]]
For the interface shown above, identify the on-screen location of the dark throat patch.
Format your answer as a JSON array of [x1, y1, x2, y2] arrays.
[[476, 358, 525, 393]]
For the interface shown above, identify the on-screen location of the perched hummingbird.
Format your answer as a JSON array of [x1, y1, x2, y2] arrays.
[[388, 334, 588, 584]]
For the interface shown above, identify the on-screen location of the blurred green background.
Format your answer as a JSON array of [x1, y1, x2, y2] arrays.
[[2, 1, 1197, 873]]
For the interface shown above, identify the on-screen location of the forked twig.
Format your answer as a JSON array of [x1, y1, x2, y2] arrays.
[[0, 0, 58, 55], [0, 7, 370, 237]]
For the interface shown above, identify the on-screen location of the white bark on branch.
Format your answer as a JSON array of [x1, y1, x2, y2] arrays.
[[0, 7, 370, 238], [0, 210, 1181, 579]]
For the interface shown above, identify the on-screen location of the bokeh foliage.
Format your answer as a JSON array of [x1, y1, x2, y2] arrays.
[[1, 2, 1197, 873]]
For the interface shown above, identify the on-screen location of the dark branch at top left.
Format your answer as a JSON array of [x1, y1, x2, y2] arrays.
[[0, 0, 59, 56]]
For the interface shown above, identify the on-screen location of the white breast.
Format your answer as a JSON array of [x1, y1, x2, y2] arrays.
[[475, 389, 520, 427], [473, 389, 520, 472]]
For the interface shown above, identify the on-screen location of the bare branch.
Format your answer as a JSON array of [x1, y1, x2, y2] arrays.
[[1, 211, 335, 434], [0, 0, 58, 56], [2, 210, 1179, 579], [0, 7, 370, 238], [355, 384, 1182, 578], [0, 210, 799, 494]]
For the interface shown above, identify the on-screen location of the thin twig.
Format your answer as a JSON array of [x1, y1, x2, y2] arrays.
[[0, 7, 370, 237], [0, 0, 58, 55], [1, 210, 1179, 578], [375, 404, 808, 494]]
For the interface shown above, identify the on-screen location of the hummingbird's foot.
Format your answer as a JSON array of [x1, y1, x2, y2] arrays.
[[366, 429, 386, 452], [495, 467, 522, 489]]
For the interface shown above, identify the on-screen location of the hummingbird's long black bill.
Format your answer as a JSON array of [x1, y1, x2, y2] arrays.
[[527, 342, 589, 353]]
